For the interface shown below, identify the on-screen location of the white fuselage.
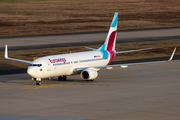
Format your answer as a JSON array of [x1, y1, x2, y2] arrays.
[[27, 51, 112, 79]]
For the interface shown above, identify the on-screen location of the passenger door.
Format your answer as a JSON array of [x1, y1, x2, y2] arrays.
[[46, 59, 51, 71]]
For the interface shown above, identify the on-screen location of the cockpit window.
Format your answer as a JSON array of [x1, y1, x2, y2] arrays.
[[29, 64, 42, 67]]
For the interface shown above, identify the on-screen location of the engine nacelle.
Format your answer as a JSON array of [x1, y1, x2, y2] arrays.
[[80, 69, 98, 80]]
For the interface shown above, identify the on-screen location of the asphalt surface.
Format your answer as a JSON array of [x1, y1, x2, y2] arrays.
[[0, 59, 180, 120], [0, 27, 180, 51], [0, 28, 180, 119]]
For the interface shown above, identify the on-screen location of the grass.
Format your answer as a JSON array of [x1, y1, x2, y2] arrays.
[[0, 0, 85, 2], [0, 0, 180, 37], [0, 0, 50, 2], [0, 39, 180, 71]]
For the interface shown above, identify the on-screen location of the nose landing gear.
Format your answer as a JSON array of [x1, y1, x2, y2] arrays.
[[32, 78, 42, 85], [36, 81, 41, 85], [32, 76, 67, 85], [86, 79, 94, 82]]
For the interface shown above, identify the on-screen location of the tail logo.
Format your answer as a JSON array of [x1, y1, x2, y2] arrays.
[[107, 31, 116, 51]]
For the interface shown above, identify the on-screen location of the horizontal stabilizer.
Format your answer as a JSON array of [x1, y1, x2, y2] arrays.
[[115, 48, 152, 54], [85, 47, 97, 51]]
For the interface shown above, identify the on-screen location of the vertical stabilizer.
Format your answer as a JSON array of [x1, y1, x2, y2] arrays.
[[98, 12, 118, 51]]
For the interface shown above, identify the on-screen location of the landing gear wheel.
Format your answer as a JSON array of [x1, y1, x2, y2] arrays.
[[63, 76, 67, 81], [86, 80, 94, 82], [58, 76, 62, 81], [36, 81, 41, 85]]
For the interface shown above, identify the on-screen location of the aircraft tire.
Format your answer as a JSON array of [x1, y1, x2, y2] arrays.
[[63, 76, 67, 81], [58, 76, 62, 81], [36, 81, 41, 85]]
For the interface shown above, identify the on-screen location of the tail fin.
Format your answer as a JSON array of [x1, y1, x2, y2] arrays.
[[98, 12, 118, 51]]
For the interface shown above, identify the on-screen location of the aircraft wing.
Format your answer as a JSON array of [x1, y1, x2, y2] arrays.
[[94, 47, 176, 69], [4, 45, 32, 64], [74, 47, 176, 71]]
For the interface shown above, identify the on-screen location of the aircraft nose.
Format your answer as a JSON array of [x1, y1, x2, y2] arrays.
[[27, 67, 35, 77]]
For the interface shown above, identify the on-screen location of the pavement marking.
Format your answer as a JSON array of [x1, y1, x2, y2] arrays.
[[1, 69, 179, 90], [171, 69, 180, 72], [0, 87, 20, 90], [0, 82, 109, 90], [19, 83, 109, 89], [19, 83, 63, 89]]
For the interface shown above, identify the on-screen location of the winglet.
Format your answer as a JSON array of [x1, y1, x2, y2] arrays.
[[168, 47, 177, 62], [4, 45, 32, 64], [4, 45, 8, 59]]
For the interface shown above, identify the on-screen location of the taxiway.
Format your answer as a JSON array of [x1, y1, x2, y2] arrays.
[[0, 27, 180, 51], [0, 27, 180, 119], [0, 59, 180, 120]]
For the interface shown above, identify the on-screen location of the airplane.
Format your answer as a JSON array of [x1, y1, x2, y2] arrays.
[[4, 12, 177, 85]]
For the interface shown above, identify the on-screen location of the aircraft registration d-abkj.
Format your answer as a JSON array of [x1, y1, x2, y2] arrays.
[[4, 12, 176, 85]]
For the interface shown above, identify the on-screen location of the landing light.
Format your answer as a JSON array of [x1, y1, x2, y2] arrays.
[[121, 65, 128, 68], [106, 67, 113, 69]]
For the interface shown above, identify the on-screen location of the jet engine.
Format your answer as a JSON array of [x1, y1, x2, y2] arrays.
[[80, 68, 98, 80]]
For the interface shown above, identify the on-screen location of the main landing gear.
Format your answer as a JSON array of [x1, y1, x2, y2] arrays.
[[86, 80, 94, 82], [32, 78, 41, 85], [58, 76, 67, 81]]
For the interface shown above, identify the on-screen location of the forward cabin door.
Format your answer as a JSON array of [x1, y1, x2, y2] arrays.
[[47, 60, 51, 71]]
